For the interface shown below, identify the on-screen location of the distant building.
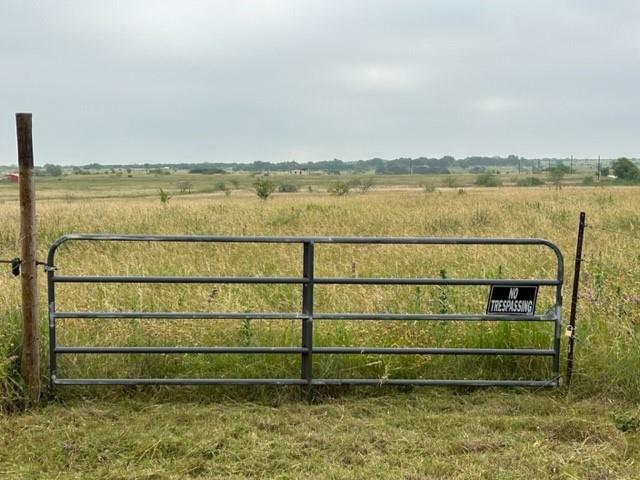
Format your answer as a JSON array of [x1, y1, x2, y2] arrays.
[[4, 173, 19, 183]]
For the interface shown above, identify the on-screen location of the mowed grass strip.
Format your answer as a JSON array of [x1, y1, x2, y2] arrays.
[[0, 392, 638, 479]]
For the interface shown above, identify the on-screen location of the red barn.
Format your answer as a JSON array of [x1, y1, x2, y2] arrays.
[[5, 173, 19, 183]]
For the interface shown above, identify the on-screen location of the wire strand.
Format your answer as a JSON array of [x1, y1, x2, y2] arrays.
[[586, 224, 639, 239]]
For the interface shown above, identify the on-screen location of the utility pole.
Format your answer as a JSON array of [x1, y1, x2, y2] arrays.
[[16, 113, 40, 405], [570, 155, 573, 175]]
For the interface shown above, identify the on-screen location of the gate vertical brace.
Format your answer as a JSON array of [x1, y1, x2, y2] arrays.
[[566, 211, 586, 386], [47, 257, 57, 392], [552, 304, 562, 386], [301, 241, 314, 400], [552, 241, 565, 386]]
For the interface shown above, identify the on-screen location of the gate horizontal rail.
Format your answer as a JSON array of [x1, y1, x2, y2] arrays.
[[54, 312, 555, 321], [51, 276, 559, 286], [47, 234, 564, 390], [55, 379, 553, 387], [55, 346, 555, 356]]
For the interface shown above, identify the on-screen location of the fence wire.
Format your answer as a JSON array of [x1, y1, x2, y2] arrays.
[[586, 224, 640, 240]]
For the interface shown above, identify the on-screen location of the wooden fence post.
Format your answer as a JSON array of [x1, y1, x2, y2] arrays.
[[16, 113, 40, 404]]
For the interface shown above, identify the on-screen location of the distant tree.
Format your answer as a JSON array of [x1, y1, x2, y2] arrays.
[[177, 181, 193, 193], [277, 182, 299, 193], [516, 177, 544, 187], [611, 157, 640, 181], [546, 163, 570, 174], [474, 173, 501, 187], [582, 175, 595, 185], [189, 167, 227, 174], [354, 177, 375, 193], [328, 181, 351, 196], [43, 164, 63, 176], [229, 178, 240, 189], [600, 167, 610, 177], [254, 177, 276, 200], [443, 176, 457, 188], [159, 188, 172, 206], [548, 167, 565, 189], [214, 181, 231, 196]]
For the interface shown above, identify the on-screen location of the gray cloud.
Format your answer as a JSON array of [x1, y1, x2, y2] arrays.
[[1, 0, 638, 165]]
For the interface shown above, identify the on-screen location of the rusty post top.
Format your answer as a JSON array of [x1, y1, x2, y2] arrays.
[[16, 113, 33, 169]]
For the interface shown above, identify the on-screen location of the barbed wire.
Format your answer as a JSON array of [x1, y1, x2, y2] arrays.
[[550, 222, 580, 236], [585, 224, 639, 240]]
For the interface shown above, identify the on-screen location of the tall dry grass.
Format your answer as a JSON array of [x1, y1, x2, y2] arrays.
[[0, 183, 638, 406]]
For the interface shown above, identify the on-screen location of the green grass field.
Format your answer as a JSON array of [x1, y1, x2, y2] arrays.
[[1, 393, 638, 479], [0, 173, 639, 478]]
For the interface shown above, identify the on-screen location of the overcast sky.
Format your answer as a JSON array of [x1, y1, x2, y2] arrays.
[[1, 1, 638, 165]]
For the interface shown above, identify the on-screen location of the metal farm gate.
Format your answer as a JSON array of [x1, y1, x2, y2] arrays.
[[47, 234, 564, 390]]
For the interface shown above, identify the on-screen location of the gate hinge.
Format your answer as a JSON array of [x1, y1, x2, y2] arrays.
[[36, 261, 57, 272]]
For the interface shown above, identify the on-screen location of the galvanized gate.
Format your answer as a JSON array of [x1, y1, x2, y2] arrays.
[[47, 234, 564, 390]]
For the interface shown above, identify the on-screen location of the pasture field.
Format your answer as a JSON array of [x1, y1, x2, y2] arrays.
[[0, 170, 594, 202], [0, 174, 639, 478]]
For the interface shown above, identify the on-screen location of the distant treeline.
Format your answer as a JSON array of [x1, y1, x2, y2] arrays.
[[74, 155, 622, 174]]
